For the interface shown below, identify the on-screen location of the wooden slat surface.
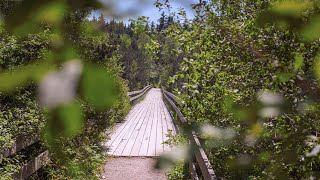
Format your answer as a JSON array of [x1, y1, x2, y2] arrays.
[[106, 88, 175, 157]]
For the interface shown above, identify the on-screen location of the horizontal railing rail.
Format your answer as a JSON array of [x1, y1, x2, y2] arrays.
[[0, 135, 49, 179], [128, 85, 152, 103], [162, 87, 216, 180], [0, 135, 39, 163], [12, 150, 49, 180], [127, 85, 151, 97]]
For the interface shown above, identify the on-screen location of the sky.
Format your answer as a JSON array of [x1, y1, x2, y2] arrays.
[[91, 0, 197, 23]]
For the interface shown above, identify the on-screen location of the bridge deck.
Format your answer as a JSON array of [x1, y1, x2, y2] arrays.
[[106, 88, 176, 157]]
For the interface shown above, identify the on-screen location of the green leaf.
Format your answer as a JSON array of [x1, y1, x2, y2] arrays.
[[271, 0, 312, 17], [276, 72, 292, 82], [57, 101, 84, 138], [43, 101, 83, 150], [0, 63, 51, 93], [300, 15, 320, 42], [294, 52, 304, 71], [81, 64, 118, 110], [314, 53, 320, 80]]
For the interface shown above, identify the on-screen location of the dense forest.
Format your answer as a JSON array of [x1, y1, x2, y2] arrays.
[[0, 0, 320, 179]]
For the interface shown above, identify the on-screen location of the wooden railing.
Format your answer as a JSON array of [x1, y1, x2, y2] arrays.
[[0, 136, 49, 179], [128, 85, 152, 103], [0, 135, 39, 163], [161, 88, 217, 180]]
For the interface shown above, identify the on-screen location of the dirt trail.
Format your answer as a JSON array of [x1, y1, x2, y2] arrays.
[[101, 157, 167, 180]]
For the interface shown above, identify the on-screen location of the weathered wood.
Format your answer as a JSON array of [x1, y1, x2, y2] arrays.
[[128, 85, 152, 103], [130, 101, 153, 156], [138, 99, 156, 156], [106, 103, 141, 154], [162, 90, 187, 124], [190, 131, 216, 180], [0, 135, 39, 163], [12, 150, 49, 180], [162, 88, 217, 180], [121, 102, 151, 155], [162, 88, 182, 106], [159, 101, 170, 152], [189, 159, 200, 180], [147, 95, 158, 156], [155, 101, 164, 156], [109, 103, 147, 155], [127, 85, 151, 97], [106, 88, 176, 157]]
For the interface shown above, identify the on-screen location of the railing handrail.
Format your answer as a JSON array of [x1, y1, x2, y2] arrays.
[[0, 135, 40, 163], [0, 135, 49, 179], [129, 85, 152, 103], [162, 87, 216, 180], [161, 87, 182, 106], [127, 85, 151, 97]]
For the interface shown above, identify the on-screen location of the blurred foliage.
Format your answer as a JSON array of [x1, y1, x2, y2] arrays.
[[1, 0, 319, 179], [0, 0, 130, 179], [154, 0, 320, 179]]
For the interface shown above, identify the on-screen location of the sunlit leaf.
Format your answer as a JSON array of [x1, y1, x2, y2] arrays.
[[0, 63, 51, 93], [271, 0, 313, 17], [276, 72, 292, 82], [57, 101, 84, 138], [313, 53, 320, 80], [300, 15, 320, 42], [36, 1, 66, 25], [4, 0, 52, 35], [81, 64, 118, 110], [294, 52, 304, 71], [43, 101, 84, 147]]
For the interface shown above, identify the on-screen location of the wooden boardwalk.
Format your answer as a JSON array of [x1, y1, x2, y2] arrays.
[[106, 88, 176, 157]]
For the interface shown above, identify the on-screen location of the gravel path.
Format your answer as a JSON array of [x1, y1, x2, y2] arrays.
[[101, 157, 167, 180]]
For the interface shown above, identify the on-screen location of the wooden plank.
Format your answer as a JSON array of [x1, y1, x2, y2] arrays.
[[147, 92, 159, 156], [113, 101, 149, 156], [106, 101, 143, 144], [139, 97, 156, 156], [12, 150, 49, 180], [162, 99, 177, 135], [111, 102, 148, 155], [162, 88, 183, 106], [162, 91, 187, 124], [106, 102, 146, 154], [130, 100, 153, 156], [122, 101, 151, 156], [155, 100, 164, 156], [106, 102, 144, 151], [159, 101, 171, 152]]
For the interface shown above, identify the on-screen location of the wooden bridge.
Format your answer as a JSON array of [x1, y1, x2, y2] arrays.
[[1, 85, 216, 180], [105, 86, 216, 180], [106, 88, 176, 156]]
